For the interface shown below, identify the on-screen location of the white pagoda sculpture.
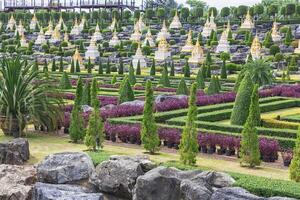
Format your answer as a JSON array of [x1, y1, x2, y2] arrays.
[[110, 17, 117, 31], [241, 10, 255, 29], [156, 20, 171, 41], [85, 39, 99, 60], [45, 20, 54, 36], [56, 14, 66, 31], [73, 48, 83, 67], [216, 29, 230, 53], [15, 20, 25, 36], [202, 11, 217, 38], [70, 18, 81, 36], [130, 21, 142, 42], [169, 11, 182, 29], [188, 40, 204, 64], [35, 28, 46, 45], [79, 15, 86, 31], [155, 36, 171, 61], [109, 30, 121, 46], [50, 27, 61, 43], [30, 13, 38, 30], [250, 35, 262, 60], [271, 21, 281, 43], [137, 15, 146, 31], [143, 28, 155, 47], [132, 44, 147, 68], [92, 23, 103, 41], [294, 40, 300, 54], [7, 15, 16, 31], [181, 30, 194, 52], [20, 34, 28, 48]]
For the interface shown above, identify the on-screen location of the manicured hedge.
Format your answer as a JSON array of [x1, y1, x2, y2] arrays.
[[262, 119, 299, 130]]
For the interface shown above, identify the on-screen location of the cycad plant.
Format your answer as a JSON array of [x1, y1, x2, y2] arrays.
[[0, 57, 63, 137]]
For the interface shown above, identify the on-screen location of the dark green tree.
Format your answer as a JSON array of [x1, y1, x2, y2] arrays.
[[118, 58, 124, 75], [141, 80, 160, 154], [220, 52, 230, 79], [170, 61, 175, 76], [179, 82, 199, 165], [136, 60, 141, 75], [119, 76, 135, 103], [70, 59, 75, 73], [159, 67, 170, 87], [75, 60, 81, 73], [98, 59, 103, 74], [87, 57, 92, 73], [184, 61, 191, 77], [231, 73, 254, 125], [128, 62, 136, 85], [59, 56, 64, 72], [196, 67, 205, 89], [176, 78, 189, 95], [81, 82, 91, 105], [106, 59, 111, 74], [43, 60, 48, 72], [150, 59, 156, 76], [284, 27, 293, 46], [51, 59, 56, 72], [59, 71, 72, 89], [262, 31, 273, 48]]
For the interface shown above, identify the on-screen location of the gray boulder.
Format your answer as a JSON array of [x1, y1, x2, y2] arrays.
[[37, 152, 94, 184], [32, 182, 103, 200], [0, 164, 36, 200], [120, 100, 145, 107], [0, 138, 30, 165], [133, 166, 204, 200], [180, 179, 212, 200], [196, 171, 236, 188], [90, 155, 156, 199], [155, 94, 187, 104], [211, 187, 263, 200]]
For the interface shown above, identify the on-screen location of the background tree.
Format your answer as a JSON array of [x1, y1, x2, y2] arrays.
[[128, 62, 136, 85], [184, 61, 191, 77], [196, 68, 205, 89], [237, 5, 248, 17], [59, 56, 64, 72], [180, 7, 190, 22], [220, 52, 230, 79], [267, 4, 278, 16], [176, 78, 189, 95], [106, 59, 111, 74], [263, 32, 273, 48], [159, 67, 170, 87], [136, 60, 141, 75], [81, 82, 91, 106], [98, 60, 103, 74], [141, 80, 159, 154], [119, 76, 135, 103], [186, 0, 207, 8], [118, 58, 124, 75], [221, 7, 230, 18], [156, 8, 166, 20], [150, 59, 156, 75], [270, 45, 280, 56], [179, 82, 199, 165], [59, 72, 72, 89], [286, 3, 296, 16]]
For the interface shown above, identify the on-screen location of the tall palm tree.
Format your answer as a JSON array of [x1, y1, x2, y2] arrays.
[[234, 59, 274, 91], [0, 57, 63, 138]]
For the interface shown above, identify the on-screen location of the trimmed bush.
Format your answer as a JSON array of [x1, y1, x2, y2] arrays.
[[119, 76, 135, 103], [59, 72, 72, 89], [176, 78, 189, 95], [290, 127, 300, 182]]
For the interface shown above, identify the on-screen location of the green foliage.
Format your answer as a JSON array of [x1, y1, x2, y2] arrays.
[[270, 45, 280, 56], [111, 74, 117, 84], [119, 76, 135, 103], [240, 85, 261, 168], [207, 76, 220, 95], [87, 57, 92, 73], [150, 59, 156, 76], [196, 67, 205, 89], [118, 58, 124, 75], [220, 52, 230, 79], [59, 56, 64, 72], [136, 60, 141, 75], [70, 59, 75, 73], [176, 78, 189, 95], [81, 82, 91, 106], [59, 72, 72, 89], [159, 67, 170, 87], [43, 61, 48, 72], [179, 83, 199, 165], [128, 62, 136, 85], [183, 61, 191, 77], [262, 31, 273, 48], [231, 73, 254, 126], [74, 77, 83, 108], [170, 61, 175, 76], [290, 127, 300, 182], [85, 78, 104, 150], [106, 59, 111, 74], [206, 64, 211, 78], [51, 59, 56, 72], [75, 60, 80, 72], [70, 107, 85, 143], [98, 60, 103, 74], [141, 80, 160, 154], [285, 27, 293, 46]]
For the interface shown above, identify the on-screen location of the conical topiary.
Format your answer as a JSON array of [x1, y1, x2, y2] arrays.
[[59, 71, 72, 89], [176, 78, 189, 95]]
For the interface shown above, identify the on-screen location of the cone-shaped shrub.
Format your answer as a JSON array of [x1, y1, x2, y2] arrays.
[[159, 67, 170, 87], [81, 82, 91, 105], [59, 56, 64, 72], [111, 74, 117, 84], [290, 127, 300, 182], [179, 82, 199, 165], [128, 62, 136, 85], [70, 59, 75, 73], [206, 64, 211, 78], [207, 76, 219, 95], [196, 68, 205, 89], [176, 78, 189, 95], [74, 77, 83, 107], [69, 107, 85, 143], [170, 61, 175, 76], [98, 59, 103, 74], [85, 78, 104, 151], [32, 59, 39, 72], [285, 27, 292, 46], [141, 80, 160, 154], [75, 60, 81, 72], [136, 60, 141, 75], [118, 58, 124, 74], [59, 71, 72, 89], [119, 76, 135, 103], [201, 64, 207, 78], [106, 59, 111, 74], [240, 85, 261, 168], [51, 59, 56, 72], [43, 61, 48, 72], [87, 57, 92, 73], [250, 84, 261, 126], [184, 61, 190, 77], [233, 72, 245, 92], [231, 73, 254, 125], [150, 58, 155, 76]]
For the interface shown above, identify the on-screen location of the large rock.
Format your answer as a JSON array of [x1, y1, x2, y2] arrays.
[[0, 138, 30, 165], [32, 182, 103, 200], [211, 187, 263, 200], [196, 171, 236, 188], [180, 179, 212, 200], [90, 155, 156, 199], [0, 164, 36, 200], [133, 166, 205, 200], [37, 152, 94, 184], [155, 95, 187, 104]]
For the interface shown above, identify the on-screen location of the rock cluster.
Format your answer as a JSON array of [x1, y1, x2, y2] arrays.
[[0, 138, 30, 165], [0, 151, 297, 200]]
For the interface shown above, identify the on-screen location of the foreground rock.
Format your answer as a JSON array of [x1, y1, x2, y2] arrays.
[[0, 138, 30, 165], [0, 164, 36, 200], [90, 155, 156, 199], [37, 152, 94, 184], [32, 182, 103, 200]]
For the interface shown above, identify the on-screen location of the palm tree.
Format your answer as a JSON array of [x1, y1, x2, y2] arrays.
[[0, 57, 63, 138], [234, 59, 274, 91]]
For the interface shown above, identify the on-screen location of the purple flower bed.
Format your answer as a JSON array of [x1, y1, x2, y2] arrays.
[[101, 105, 144, 120], [259, 138, 280, 162]]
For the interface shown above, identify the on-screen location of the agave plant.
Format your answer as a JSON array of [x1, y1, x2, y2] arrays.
[[0, 57, 63, 137]]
